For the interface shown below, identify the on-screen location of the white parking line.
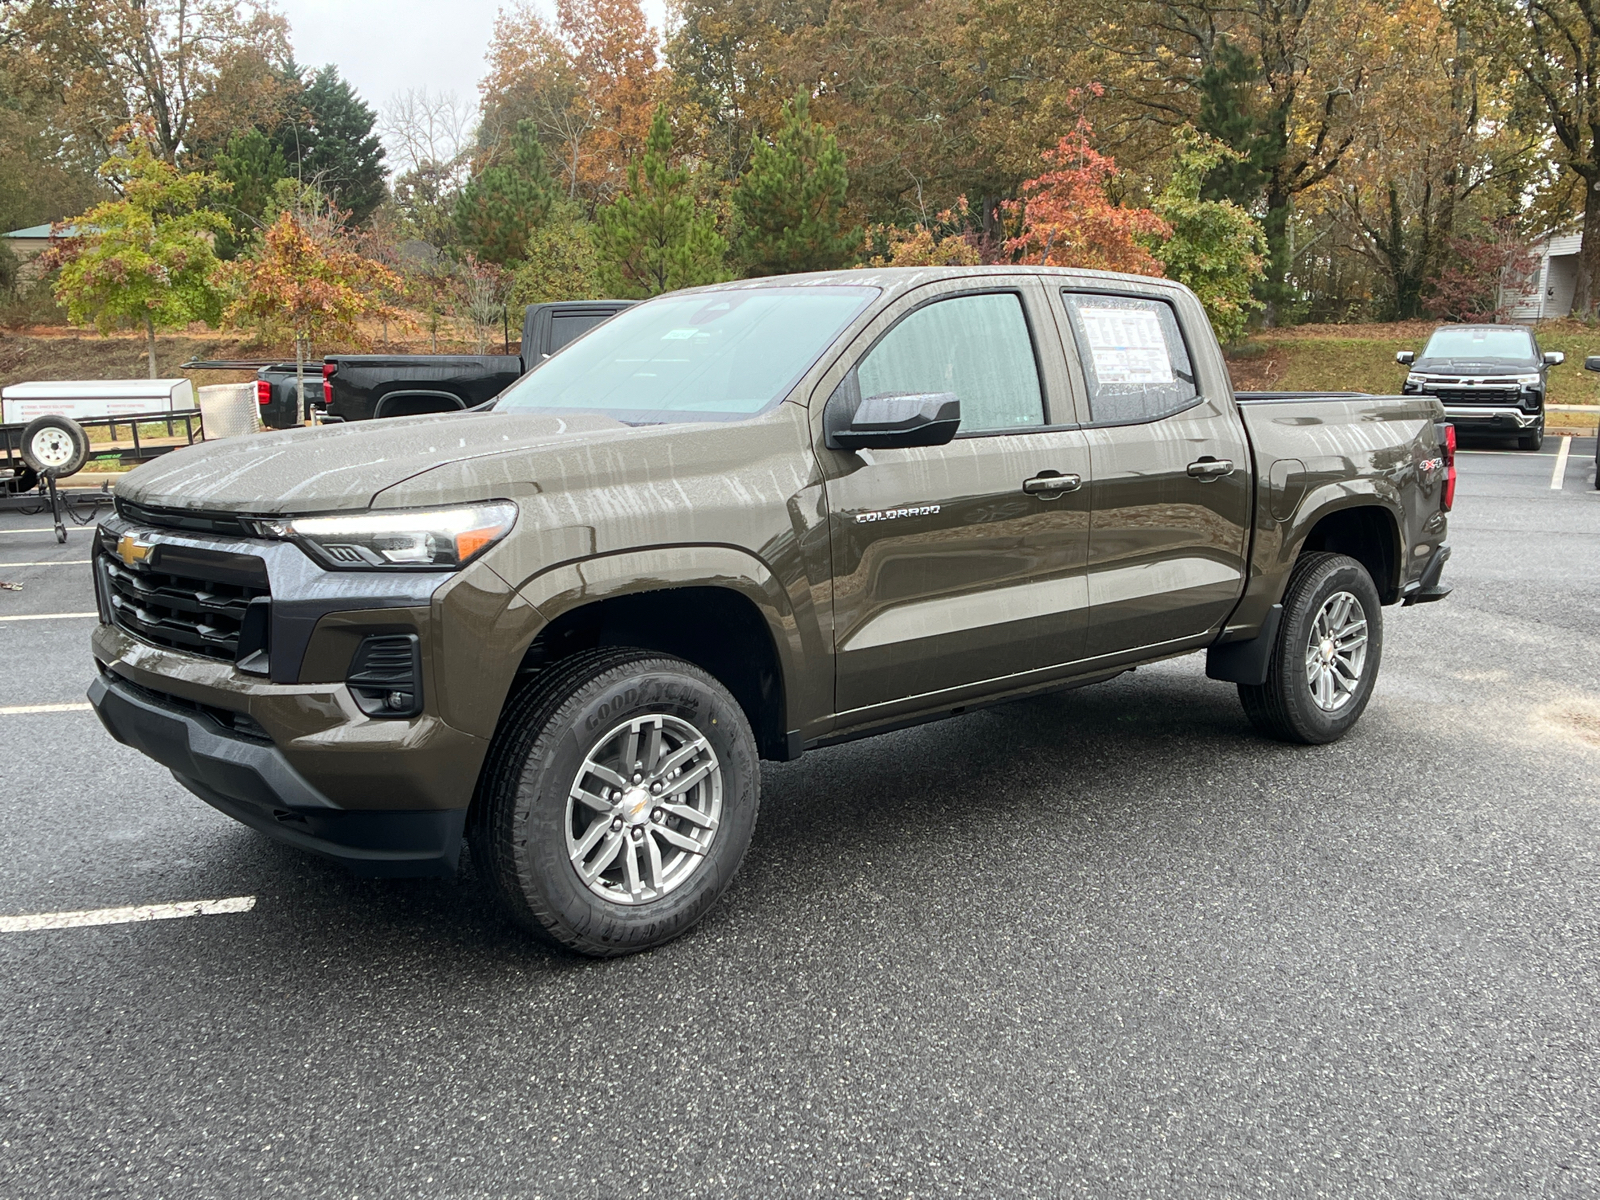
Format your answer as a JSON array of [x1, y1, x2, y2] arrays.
[[0, 703, 92, 715], [1550, 436, 1572, 489], [0, 612, 98, 621], [0, 561, 91, 568], [0, 896, 256, 933], [0, 528, 83, 536]]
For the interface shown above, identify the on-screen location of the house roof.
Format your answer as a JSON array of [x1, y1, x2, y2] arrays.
[[4, 223, 89, 239]]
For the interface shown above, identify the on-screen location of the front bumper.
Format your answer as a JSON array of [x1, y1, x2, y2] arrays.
[[89, 670, 467, 877], [1441, 405, 1541, 430]]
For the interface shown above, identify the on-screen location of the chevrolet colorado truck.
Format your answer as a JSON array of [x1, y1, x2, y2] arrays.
[[1398, 323, 1562, 450], [86, 267, 1454, 957], [320, 300, 633, 422]]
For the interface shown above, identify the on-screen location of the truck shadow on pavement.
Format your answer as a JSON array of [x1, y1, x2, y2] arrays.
[[205, 662, 1313, 970]]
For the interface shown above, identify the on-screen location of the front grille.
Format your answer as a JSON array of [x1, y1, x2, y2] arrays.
[[101, 548, 269, 662], [115, 498, 252, 537], [1426, 387, 1521, 406]]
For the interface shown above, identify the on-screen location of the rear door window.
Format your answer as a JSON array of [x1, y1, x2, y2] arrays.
[[855, 291, 1045, 434], [1060, 293, 1198, 425]]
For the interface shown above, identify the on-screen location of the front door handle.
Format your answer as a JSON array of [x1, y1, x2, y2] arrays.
[[1023, 472, 1082, 499], [1187, 458, 1234, 481]]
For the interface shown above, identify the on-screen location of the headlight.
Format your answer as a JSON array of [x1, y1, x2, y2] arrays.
[[248, 502, 517, 570], [1514, 374, 1542, 386]]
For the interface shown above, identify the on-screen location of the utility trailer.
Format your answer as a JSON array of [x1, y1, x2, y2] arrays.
[[1, 409, 205, 541]]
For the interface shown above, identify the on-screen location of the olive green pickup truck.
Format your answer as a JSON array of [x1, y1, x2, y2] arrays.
[[87, 267, 1453, 956]]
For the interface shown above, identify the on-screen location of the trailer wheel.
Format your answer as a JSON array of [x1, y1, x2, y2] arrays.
[[19, 416, 90, 478]]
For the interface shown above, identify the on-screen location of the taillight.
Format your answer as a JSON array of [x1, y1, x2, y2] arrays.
[[322, 361, 336, 382], [1441, 422, 1456, 512], [255, 379, 271, 406]]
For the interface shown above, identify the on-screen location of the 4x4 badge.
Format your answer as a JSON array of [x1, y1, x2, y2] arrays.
[[116, 533, 154, 566]]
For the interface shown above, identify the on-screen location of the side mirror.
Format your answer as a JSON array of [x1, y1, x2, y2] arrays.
[[1395, 351, 1415, 366], [827, 391, 961, 450], [1586, 355, 1600, 373], [1544, 351, 1565, 366]]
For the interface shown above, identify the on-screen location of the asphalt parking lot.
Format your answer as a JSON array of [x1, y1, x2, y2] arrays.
[[2, 438, 1597, 1199]]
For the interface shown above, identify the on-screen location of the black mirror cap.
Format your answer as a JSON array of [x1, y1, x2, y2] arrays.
[[1545, 350, 1566, 366], [1396, 350, 1415, 366], [1586, 355, 1600, 373], [828, 391, 961, 450]]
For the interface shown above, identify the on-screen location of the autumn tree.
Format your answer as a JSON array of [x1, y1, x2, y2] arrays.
[[1150, 128, 1266, 341], [1467, 0, 1600, 312], [594, 105, 727, 296], [479, 0, 662, 204], [666, 0, 825, 182], [6, 0, 291, 161], [221, 207, 405, 408], [454, 120, 559, 265], [1004, 116, 1170, 275], [733, 90, 858, 275], [49, 134, 228, 376], [512, 200, 603, 304]]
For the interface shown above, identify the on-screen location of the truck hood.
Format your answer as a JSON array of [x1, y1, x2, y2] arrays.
[[1411, 358, 1538, 376], [115, 410, 629, 514]]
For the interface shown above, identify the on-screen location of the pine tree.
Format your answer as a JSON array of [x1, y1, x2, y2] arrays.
[[733, 90, 858, 275], [455, 120, 559, 266], [213, 128, 288, 258], [594, 105, 727, 297], [277, 65, 388, 225]]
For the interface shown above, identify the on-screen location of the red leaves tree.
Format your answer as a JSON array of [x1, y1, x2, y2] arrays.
[[1005, 113, 1170, 277]]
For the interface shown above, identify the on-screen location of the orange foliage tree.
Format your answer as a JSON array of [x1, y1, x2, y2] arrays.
[[1004, 114, 1170, 276], [480, 0, 663, 204], [221, 209, 407, 409]]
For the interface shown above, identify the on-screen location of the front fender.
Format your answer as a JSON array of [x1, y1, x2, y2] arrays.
[[508, 544, 820, 738]]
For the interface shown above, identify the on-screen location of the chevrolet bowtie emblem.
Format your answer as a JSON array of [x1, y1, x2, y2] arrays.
[[116, 533, 154, 567]]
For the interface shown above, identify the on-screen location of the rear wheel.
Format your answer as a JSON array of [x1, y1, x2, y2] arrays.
[[470, 648, 760, 957], [1239, 552, 1383, 745]]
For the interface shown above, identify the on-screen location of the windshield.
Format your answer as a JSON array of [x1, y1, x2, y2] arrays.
[[1421, 326, 1536, 364], [494, 286, 877, 423]]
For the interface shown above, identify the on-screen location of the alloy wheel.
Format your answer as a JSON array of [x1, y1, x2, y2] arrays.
[[564, 713, 723, 905], [1304, 590, 1368, 712]]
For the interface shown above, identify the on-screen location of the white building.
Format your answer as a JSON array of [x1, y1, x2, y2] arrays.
[[1503, 227, 1583, 320]]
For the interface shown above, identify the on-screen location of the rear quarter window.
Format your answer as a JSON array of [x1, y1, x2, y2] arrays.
[[1061, 292, 1199, 425]]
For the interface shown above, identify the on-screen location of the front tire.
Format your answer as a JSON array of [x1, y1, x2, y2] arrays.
[[1238, 552, 1383, 745], [1518, 427, 1544, 451], [470, 648, 760, 957]]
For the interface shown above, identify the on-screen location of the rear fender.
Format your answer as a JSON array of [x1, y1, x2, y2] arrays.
[[1225, 477, 1407, 637]]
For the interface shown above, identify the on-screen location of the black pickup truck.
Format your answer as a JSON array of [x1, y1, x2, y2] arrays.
[[322, 300, 632, 423], [1397, 324, 1562, 451]]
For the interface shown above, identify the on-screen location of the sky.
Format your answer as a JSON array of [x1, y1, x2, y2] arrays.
[[275, 0, 505, 119], [275, 0, 673, 161]]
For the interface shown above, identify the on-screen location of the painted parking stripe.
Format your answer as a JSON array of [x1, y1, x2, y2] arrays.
[[0, 560, 91, 567], [0, 612, 97, 621], [1550, 436, 1572, 490], [0, 703, 92, 715], [0, 896, 256, 933], [0, 528, 84, 536]]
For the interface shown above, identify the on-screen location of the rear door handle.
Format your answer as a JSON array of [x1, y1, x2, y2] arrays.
[[1023, 472, 1082, 499], [1187, 458, 1234, 481]]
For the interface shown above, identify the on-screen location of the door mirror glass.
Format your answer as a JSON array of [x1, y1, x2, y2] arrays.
[[1586, 355, 1600, 373], [828, 391, 961, 450], [1544, 350, 1565, 366], [1396, 350, 1415, 366]]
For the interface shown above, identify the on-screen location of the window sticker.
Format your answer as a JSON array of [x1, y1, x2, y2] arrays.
[[1077, 306, 1175, 385]]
